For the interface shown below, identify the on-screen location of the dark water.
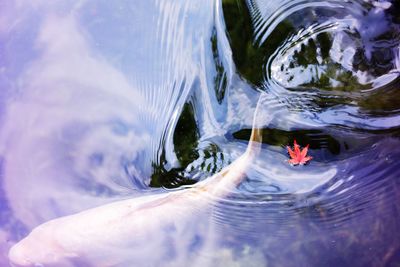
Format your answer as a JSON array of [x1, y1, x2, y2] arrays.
[[1, 0, 400, 266]]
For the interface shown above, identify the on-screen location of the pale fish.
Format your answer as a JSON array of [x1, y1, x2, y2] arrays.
[[8, 113, 264, 267]]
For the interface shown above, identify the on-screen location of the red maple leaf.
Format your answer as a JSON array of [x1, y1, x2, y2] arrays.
[[287, 140, 312, 165]]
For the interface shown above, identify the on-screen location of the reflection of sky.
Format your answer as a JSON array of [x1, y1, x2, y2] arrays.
[[0, 1, 260, 265], [0, 0, 207, 233], [1, 0, 400, 266], [0, 0, 214, 221]]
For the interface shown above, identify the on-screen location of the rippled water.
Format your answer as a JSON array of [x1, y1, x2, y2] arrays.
[[1, 0, 400, 266]]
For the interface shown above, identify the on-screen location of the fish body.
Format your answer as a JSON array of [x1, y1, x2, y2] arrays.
[[8, 129, 262, 267]]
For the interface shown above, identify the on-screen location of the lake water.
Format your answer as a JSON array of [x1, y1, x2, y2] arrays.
[[1, 0, 400, 266]]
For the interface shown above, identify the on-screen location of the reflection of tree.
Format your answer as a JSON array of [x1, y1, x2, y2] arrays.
[[150, 103, 199, 188], [281, 31, 372, 93], [233, 127, 341, 156], [359, 77, 400, 116], [223, 0, 400, 115], [150, 103, 225, 188], [211, 29, 228, 103], [222, 0, 294, 86]]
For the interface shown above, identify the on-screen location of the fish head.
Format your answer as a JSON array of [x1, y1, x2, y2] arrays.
[[8, 221, 77, 267]]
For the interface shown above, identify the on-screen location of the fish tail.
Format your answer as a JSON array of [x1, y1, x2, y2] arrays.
[[198, 94, 266, 198], [246, 93, 266, 156]]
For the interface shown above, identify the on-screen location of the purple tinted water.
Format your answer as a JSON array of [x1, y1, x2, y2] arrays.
[[0, 0, 399, 266]]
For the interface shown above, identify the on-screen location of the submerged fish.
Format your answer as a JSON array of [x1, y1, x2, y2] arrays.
[[8, 118, 263, 266]]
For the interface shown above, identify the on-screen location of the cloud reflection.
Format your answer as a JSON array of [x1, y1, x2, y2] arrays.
[[1, 13, 154, 230]]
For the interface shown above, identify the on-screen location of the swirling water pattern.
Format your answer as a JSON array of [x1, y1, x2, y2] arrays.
[[1, 0, 400, 266]]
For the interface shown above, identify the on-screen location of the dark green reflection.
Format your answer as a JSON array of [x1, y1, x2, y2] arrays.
[[150, 103, 199, 188], [150, 102, 227, 188], [280, 31, 372, 93], [211, 28, 228, 103], [233, 128, 341, 155], [359, 77, 400, 116], [173, 103, 199, 167], [222, 0, 294, 86]]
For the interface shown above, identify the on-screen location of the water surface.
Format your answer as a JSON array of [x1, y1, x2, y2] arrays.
[[1, 0, 400, 266]]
